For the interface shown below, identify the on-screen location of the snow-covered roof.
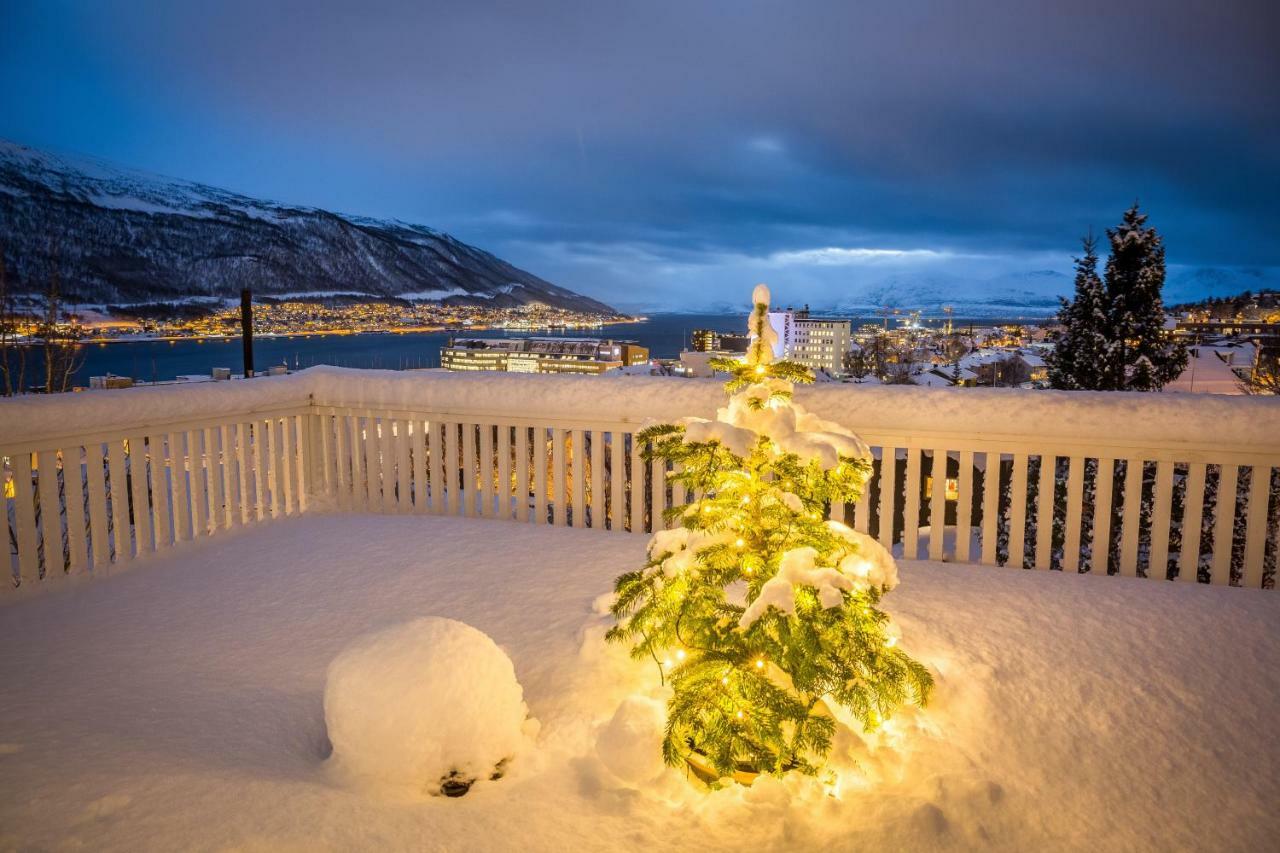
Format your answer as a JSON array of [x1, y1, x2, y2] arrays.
[[1164, 346, 1252, 395]]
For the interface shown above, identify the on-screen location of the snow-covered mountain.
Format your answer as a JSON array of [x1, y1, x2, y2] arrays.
[[0, 140, 616, 314], [834, 269, 1069, 316]]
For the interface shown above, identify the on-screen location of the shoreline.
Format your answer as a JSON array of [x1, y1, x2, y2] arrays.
[[37, 316, 644, 346]]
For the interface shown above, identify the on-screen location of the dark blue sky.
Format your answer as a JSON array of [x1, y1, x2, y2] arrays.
[[3, 0, 1277, 309]]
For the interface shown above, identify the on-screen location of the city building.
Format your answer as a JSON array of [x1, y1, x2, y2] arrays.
[[690, 329, 719, 352], [766, 307, 852, 376], [441, 337, 649, 375], [690, 329, 750, 354]]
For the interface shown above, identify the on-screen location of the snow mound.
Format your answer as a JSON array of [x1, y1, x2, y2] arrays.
[[595, 695, 669, 786], [324, 616, 532, 794]]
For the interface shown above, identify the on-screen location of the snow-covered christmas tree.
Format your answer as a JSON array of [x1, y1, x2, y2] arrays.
[[607, 284, 932, 783]]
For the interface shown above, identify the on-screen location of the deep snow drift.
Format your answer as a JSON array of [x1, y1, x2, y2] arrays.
[[1, 514, 1277, 851]]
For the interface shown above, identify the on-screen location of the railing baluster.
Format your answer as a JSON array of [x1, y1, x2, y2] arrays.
[[479, 423, 495, 518], [610, 431, 625, 532], [85, 441, 111, 564], [1118, 457, 1143, 576], [551, 427, 566, 526], [413, 419, 428, 514], [432, 420, 448, 516], [270, 419, 286, 518], [902, 447, 921, 560], [928, 448, 946, 562], [233, 423, 250, 525], [1007, 452, 1028, 569], [651, 453, 665, 532], [515, 425, 530, 523], [878, 448, 898, 551], [463, 423, 478, 519], [955, 449, 974, 562], [250, 422, 267, 521], [534, 427, 549, 525], [980, 452, 1001, 566], [1062, 455, 1085, 573], [1035, 452, 1055, 570], [359, 415, 377, 511], [375, 417, 391, 513], [107, 439, 133, 563], [36, 449, 63, 577], [1092, 457, 1115, 575], [1178, 463, 1207, 582], [1210, 464, 1238, 585], [63, 445, 89, 571], [590, 429, 604, 529], [441, 421, 456, 515], [1148, 460, 1174, 580], [203, 426, 222, 528], [496, 424, 512, 520], [12, 452, 39, 584], [630, 437, 645, 534], [188, 430, 209, 537], [1241, 465, 1269, 589], [128, 437, 153, 556], [568, 428, 583, 527], [148, 434, 172, 547], [318, 412, 334, 499], [293, 416, 308, 514], [280, 418, 296, 515], [395, 419, 411, 514], [218, 425, 235, 529], [336, 415, 352, 511]]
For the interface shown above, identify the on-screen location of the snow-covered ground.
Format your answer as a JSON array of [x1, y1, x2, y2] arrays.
[[2, 514, 1277, 851]]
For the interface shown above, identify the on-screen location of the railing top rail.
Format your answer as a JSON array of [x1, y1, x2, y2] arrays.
[[2, 365, 1279, 457]]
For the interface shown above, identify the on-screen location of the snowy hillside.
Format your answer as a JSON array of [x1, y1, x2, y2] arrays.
[[0, 140, 616, 314]]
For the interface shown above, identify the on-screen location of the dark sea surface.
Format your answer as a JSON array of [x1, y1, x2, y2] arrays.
[[11, 312, 1035, 387]]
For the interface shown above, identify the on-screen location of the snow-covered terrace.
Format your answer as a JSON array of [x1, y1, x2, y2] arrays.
[[3, 368, 1279, 849]]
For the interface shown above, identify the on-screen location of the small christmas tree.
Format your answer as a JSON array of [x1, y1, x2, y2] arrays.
[[607, 284, 932, 783]]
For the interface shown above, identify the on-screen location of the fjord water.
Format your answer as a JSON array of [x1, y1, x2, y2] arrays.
[[62, 314, 752, 385]]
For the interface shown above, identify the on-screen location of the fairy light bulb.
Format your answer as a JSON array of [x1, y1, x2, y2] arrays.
[[755, 658, 765, 669], [736, 710, 745, 719], [721, 676, 729, 685], [734, 538, 745, 548], [755, 365, 765, 375], [676, 649, 687, 660], [885, 636, 898, 648]]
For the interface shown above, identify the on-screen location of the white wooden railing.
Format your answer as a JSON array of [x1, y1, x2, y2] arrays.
[[3, 367, 1278, 592]]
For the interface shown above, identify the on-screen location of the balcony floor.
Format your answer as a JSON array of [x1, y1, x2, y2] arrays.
[[1, 513, 1278, 851]]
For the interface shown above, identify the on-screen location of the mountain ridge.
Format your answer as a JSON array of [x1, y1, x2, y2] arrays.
[[0, 140, 617, 315]]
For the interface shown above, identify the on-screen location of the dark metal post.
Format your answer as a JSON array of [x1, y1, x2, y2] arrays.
[[240, 289, 255, 378]]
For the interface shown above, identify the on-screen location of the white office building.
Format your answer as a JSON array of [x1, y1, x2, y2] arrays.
[[766, 310, 852, 376]]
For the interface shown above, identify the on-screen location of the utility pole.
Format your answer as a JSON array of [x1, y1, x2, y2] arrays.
[[241, 288, 255, 378]]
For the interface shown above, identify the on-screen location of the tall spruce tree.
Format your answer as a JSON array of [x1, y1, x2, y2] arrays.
[[1103, 204, 1185, 390], [1048, 233, 1109, 390], [1048, 205, 1185, 391]]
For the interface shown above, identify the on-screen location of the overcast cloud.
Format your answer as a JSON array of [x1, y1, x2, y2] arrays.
[[2, 0, 1277, 309]]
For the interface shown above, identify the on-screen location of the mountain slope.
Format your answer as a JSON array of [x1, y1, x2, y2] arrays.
[[0, 141, 616, 314]]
